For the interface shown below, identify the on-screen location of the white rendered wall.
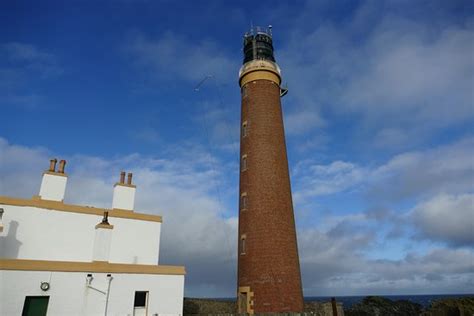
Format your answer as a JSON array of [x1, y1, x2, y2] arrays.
[[93, 228, 112, 262], [1, 270, 184, 316], [38, 174, 67, 202], [0, 204, 160, 265], [112, 185, 136, 211], [109, 219, 160, 265]]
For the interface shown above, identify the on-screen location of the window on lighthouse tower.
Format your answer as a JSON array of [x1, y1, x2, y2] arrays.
[[241, 155, 248, 171], [241, 193, 248, 210], [242, 86, 248, 99], [242, 121, 248, 137], [240, 235, 246, 255]]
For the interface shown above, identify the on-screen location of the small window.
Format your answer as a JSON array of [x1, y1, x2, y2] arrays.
[[241, 155, 248, 171], [22, 296, 50, 316], [242, 121, 248, 137], [241, 193, 248, 210], [240, 235, 246, 255], [134, 291, 148, 308], [242, 86, 248, 99]]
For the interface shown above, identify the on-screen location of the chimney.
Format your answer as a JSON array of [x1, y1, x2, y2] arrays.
[[92, 211, 113, 262], [58, 160, 66, 173], [112, 171, 136, 211], [39, 158, 68, 202], [49, 159, 57, 172]]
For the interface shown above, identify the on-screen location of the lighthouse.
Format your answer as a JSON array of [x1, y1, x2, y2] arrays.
[[237, 26, 304, 313]]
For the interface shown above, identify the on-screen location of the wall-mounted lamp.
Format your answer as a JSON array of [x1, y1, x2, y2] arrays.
[[40, 282, 50, 291], [86, 273, 93, 285]]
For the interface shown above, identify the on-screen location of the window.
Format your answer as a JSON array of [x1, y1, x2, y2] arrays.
[[240, 193, 248, 210], [22, 296, 50, 316], [240, 235, 246, 255], [241, 155, 248, 171], [242, 86, 248, 99], [134, 291, 148, 308], [242, 121, 248, 137]]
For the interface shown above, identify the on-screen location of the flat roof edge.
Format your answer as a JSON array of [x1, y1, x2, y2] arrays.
[[0, 196, 162, 223]]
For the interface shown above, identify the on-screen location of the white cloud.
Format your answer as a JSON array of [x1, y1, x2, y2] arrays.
[[412, 194, 474, 247], [292, 137, 474, 249], [0, 138, 49, 197], [370, 137, 474, 202], [342, 21, 474, 127], [293, 137, 474, 203], [293, 133, 330, 153], [299, 224, 474, 295], [2, 136, 473, 295], [293, 160, 367, 202], [284, 109, 325, 135], [277, 2, 474, 148]]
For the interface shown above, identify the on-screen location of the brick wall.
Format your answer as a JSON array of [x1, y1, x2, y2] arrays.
[[237, 78, 304, 313]]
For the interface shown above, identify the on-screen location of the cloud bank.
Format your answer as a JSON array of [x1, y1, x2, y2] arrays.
[[1, 137, 472, 296]]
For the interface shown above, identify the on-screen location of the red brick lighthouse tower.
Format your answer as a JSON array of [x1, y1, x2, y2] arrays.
[[237, 26, 304, 314]]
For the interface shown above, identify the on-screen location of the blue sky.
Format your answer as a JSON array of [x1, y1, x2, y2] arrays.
[[1, 0, 473, 297]]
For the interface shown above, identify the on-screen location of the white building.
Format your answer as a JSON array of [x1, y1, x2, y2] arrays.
[[0, 159, 185, 316]]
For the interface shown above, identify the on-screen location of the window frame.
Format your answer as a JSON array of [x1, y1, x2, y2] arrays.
[[133, 291, 149, 309], [240, 235, 247, 255], [242, 86, 248, 99], [241, 154, 248, 171], [242, 121, 248, 138], [240, 192, 248, 210]]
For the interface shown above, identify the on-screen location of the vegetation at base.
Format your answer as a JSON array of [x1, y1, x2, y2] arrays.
[[183, 298, 236, 315], [183, 296, 474, 316], [345, 296, 423, 316], [345, 296, 474, 316], [422, 297, 474, 316]]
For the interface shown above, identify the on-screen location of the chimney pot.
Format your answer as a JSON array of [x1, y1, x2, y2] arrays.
[[127, 173, 133, 185], [58, 160, 67, 173], [49, 159, 58, 172], [120, 171, 126, 184]]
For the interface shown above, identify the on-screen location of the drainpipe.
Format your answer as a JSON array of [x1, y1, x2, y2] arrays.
[[104, 274, 113, 316], [86, 274, 113, 315]]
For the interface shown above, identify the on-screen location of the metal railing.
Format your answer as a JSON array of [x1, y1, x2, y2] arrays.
[[244, 25, 273, 38]]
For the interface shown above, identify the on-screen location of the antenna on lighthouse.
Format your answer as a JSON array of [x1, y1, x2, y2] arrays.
[[193, 75, 213, 91]]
